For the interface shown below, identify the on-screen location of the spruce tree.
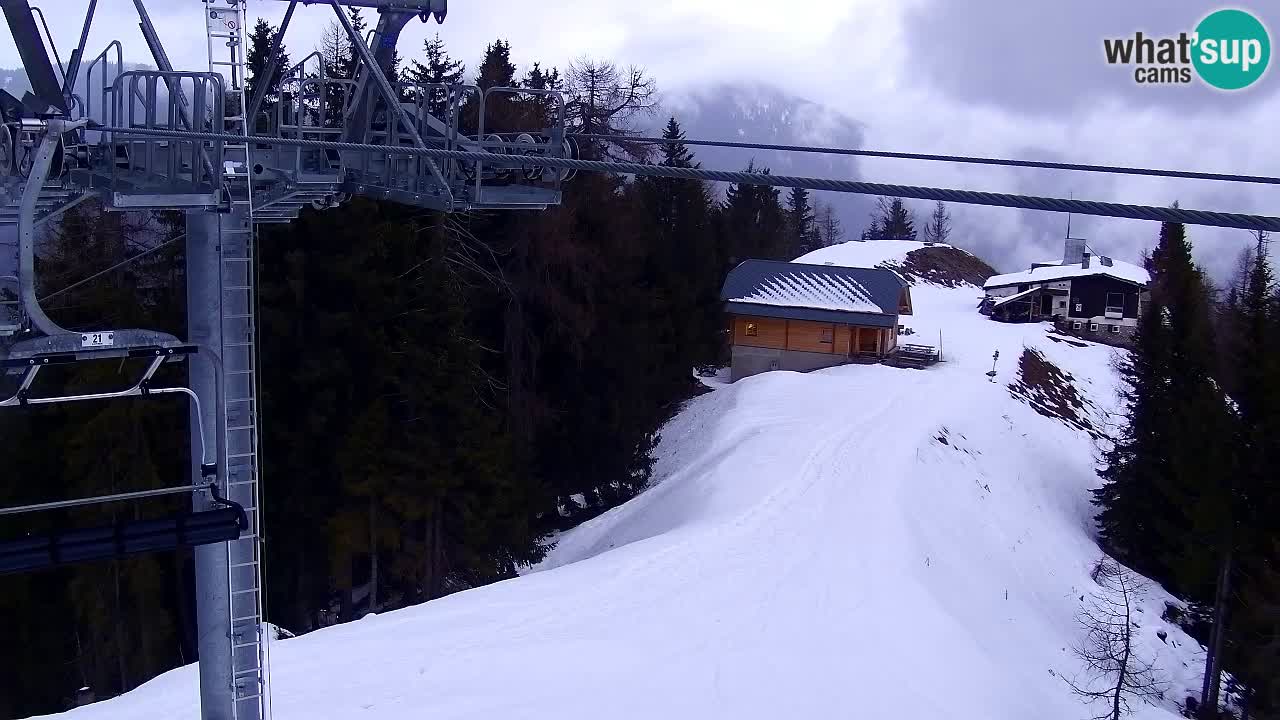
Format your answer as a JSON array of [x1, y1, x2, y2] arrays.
[[635, 117, 722, 372], [720, 162, 789, 262], [520, 62, 561, 128], [786, 187, 819, 257], [1217, 231, 1280, 714], [408, 33, 465, 119], [463, 40, 519, 132], [340, 8, 367, 79], [1094, 218, 1235, 599], [860, 218, 881, 241], [245, 18, 290, 126], [874, 196, 917, 240]]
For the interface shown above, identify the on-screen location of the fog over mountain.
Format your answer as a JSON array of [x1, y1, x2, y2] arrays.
[[656, 82, 877, 240]]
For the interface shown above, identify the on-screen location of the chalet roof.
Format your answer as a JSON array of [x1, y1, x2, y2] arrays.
[[984, 257, 1149, 290], [991, 287, 1040, 307], [720, 260, 907, 328]]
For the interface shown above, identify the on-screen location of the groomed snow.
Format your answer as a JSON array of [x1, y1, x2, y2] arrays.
[[41, 240, 1208, 720]]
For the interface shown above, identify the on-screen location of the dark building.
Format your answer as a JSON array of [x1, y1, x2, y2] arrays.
[[981, 238, 1149, 345]]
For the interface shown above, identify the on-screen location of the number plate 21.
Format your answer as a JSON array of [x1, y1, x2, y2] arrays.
[[81, 332, 115, 348]]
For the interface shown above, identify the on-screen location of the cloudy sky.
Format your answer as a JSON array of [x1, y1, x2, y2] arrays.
[[5, 0, 1278, 280]]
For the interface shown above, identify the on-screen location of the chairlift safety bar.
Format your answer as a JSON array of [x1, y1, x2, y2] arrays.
[[0, 482, 217, 516]]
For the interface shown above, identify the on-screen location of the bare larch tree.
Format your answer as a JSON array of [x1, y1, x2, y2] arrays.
[[923, 200, 953, 244], [563, 57, 657, 162], [1066, 559, 1165, 720]]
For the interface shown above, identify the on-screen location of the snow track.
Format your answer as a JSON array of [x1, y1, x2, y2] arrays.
[[43, 241, 1209, 720]]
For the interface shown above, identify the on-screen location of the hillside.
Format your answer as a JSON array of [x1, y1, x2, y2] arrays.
[[42, 241, 1208, 720]]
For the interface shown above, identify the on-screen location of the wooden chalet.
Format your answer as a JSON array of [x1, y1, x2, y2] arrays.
[[720, 260, 913, 381]]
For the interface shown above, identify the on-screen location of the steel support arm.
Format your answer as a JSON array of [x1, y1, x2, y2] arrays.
[[329, 0, 453, 207], [17, 120, 75, 336], [0, 0, 68, 112], [62, 0, 99, 100]]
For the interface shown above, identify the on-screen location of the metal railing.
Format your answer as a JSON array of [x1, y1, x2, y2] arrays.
[[110, 70, 224, 193]]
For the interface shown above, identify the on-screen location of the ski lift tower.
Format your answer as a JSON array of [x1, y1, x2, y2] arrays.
[[0, 1, 571, 718]]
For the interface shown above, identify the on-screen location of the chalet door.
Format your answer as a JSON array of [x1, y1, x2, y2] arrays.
[[1041, 294, 1054, 316], [856, 327, 878, 355]]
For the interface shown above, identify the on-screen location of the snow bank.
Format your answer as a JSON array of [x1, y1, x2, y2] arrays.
[[41, 242, 1208, 720], [795, 239, 942, 269]]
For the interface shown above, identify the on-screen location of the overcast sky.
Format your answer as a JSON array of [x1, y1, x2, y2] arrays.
[[5, 0, 1278, 280]]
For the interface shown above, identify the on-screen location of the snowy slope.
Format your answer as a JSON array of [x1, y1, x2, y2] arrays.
[[797, 238, 936, 269], [42, 241, 1208, 720]]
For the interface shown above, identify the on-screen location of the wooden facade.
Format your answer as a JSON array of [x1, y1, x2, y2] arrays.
[[732, 315, 893, 358]]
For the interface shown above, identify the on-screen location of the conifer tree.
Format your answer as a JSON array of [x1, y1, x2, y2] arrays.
[[340, 8, 367, 79], [408, 33, 465, 118], [520, 62, 561, 128], [463, 40, 519, 132], [1092, 218, 1238, 715], [873, 196, 917, 240], [786, 187, 819, 257], [1095, 219, 1232, 595], [860, 218, 882, 241], [245, 18, 290, 127], [635, 118, 722, 372], [720, 162, 789, 262]]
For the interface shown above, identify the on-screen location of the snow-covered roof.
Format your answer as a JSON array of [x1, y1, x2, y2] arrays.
[[720, 260, 906, 327], [984, 257, 1148, 289], [991, 287, 1039, 307], [733, 271, 882, 313]]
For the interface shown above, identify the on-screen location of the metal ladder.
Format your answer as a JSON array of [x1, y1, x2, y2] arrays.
[[205, 2, 267, 719]]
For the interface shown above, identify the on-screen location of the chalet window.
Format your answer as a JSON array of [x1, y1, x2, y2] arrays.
[[1089, 323, 1099, 332], [1110, 325, 1121, 333], [1056, 299, 1066, 309], [1105, 292, 1125, 316], [1072, 321, 1082, 330], [745, 322, 758, 337], [820, 327, 834, 344]]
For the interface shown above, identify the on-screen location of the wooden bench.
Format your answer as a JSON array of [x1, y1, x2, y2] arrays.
[[890, 344, 940, 368]]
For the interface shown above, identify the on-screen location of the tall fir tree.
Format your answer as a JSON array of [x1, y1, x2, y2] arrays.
[[340, 8, 367, 80], [245, 18, 290, 129], [634, 117, 723, 372], [463, 40, 518, 132], [1095, 219, 1233, 597], [872, 196, 917, 240], [786, 187, 820, 257], [407, 33, 465, 119], [1217, 231, 1280, 717], [719, 162, 789, 262], [860, 218, 881, 241]]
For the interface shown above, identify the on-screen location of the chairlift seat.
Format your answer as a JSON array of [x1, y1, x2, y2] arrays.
[[0, 506, 246, 575]]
